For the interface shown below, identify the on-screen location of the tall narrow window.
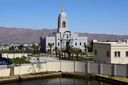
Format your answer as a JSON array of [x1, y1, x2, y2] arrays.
[[114, 51, 120, 57], [84, 43, 86, 45], [75, 43, 77, 46], [80, 42, 81, 46], [115, 52, 117, 57], [106, 51, 110, 57], [62, 21, 66, 28], [126, 51, 128, 57], [67, 36, 68, 39], [118, 51, 120, 57]]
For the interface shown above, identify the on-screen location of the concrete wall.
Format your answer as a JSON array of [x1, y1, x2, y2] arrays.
[[0, 61, 128, 77], [47, 62, 60, 71], [61, 61, 74, 72], [75, 62, 85, 72], [93, 43, 111, 63], [0, 68, 10, 76], [115, 64, 127, 76], [88, 62, 99, 74], [102, 63, 113, 75], [14, 63, 47, 75]]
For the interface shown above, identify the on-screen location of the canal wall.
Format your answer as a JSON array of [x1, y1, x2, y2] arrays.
[[0, 61, 128, 77]]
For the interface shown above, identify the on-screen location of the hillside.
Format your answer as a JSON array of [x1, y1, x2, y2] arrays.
[[0, 27, 128, 43]]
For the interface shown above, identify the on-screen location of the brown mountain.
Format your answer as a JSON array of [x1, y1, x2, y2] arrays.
[[0, 27, 128, 43]]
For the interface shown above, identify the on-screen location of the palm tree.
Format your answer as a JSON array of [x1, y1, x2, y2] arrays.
[[54, 47, 58, 57], [9, 46, 15, 58], [73, 48, 82, 60], [60, 48, 65, 58], [48, 43, 53, 54], [83, 44, 89, 56], [33, 44, 40, 54], [65, 41, 71, 59], [18, 45, 24, 53], [48, 43, 53, 57]]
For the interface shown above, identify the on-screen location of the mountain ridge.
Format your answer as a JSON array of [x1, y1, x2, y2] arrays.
[[0, 27, 128, 43]]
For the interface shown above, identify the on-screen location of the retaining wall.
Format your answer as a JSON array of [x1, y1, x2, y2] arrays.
[[0, 61, 128, 77]]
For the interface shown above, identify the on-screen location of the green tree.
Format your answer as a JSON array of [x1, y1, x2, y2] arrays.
[[11, 56, 29, 65], [18, 45, 24, 53], [54, 47, 58, 57], [33, 44, 40, 54], [9, 46, 15, 53], [65, 41, 72, 59], [60, 48, 65, 58], [48, 43, 53, 54], [83, 44, 89, 56], [9, 46, 15, 58]]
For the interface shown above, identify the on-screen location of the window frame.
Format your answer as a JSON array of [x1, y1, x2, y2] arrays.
[[114, 51, 120, 57], [126, 51, 128, 57]]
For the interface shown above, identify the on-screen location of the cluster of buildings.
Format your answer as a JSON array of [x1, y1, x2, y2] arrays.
[[39, 6, 128, 64], [0, 6, 127, 65], [0, 43, 35, 52], [93, 40, 128, 64]]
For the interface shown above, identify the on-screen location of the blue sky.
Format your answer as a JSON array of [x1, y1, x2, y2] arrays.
[[0, 0, 128, 35]]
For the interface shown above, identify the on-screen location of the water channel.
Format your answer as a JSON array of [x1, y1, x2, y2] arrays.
[[2, 78, 113, 85]]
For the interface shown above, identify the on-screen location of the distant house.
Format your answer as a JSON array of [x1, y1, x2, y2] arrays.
[[93, 40, 128, 64], [40, 7, 87, 53]]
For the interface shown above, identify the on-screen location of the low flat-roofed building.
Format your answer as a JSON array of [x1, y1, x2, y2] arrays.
[[93, 41, 128, 64]]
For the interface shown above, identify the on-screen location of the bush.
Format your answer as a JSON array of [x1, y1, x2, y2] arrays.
[[11, 56, 29, 65]]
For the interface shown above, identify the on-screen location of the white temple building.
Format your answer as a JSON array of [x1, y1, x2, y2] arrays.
[[40, 7, 88, 53]]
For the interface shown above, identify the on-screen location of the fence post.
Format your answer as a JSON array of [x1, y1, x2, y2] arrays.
[[74, 61, 75, 72], [60, 60, 61, 72], [46, 62, 48, 72], [112, 64, 116, 76], [126, 64, 128, 78], [98, 63, 102, 75], [10, 65, 14, 76], [85, 62, 89, 74]]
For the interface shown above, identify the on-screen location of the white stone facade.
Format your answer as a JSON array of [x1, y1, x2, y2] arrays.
[[40, 8, 87, 53]]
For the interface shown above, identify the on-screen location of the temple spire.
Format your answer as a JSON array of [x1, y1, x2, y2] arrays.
[[61, 1, 64, 12]]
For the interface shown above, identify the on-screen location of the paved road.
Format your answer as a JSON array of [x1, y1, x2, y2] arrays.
[[30, 57, 59, 63]]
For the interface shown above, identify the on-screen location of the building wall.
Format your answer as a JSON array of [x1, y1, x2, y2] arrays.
[[111, 45, 128, 64], [55, 33, 61, 48], [93, 43, 111, 63], [45, 37, 55, 52], [2, 53, 28, 59], [40, 33, 88, 53], [40, 37, 46, 53], [73, 36, 87, 50]]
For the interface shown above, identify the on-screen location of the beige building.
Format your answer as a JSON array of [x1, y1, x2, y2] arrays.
[[93, 41, 128, 64]]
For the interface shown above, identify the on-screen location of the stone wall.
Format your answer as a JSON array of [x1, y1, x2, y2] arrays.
[[0, 61, 128, 77]]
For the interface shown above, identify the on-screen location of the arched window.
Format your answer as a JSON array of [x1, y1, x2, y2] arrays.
[[62, 21, 66, 28]]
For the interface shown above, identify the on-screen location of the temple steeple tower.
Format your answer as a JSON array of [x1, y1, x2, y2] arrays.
[[57, 5, 68, 33]]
